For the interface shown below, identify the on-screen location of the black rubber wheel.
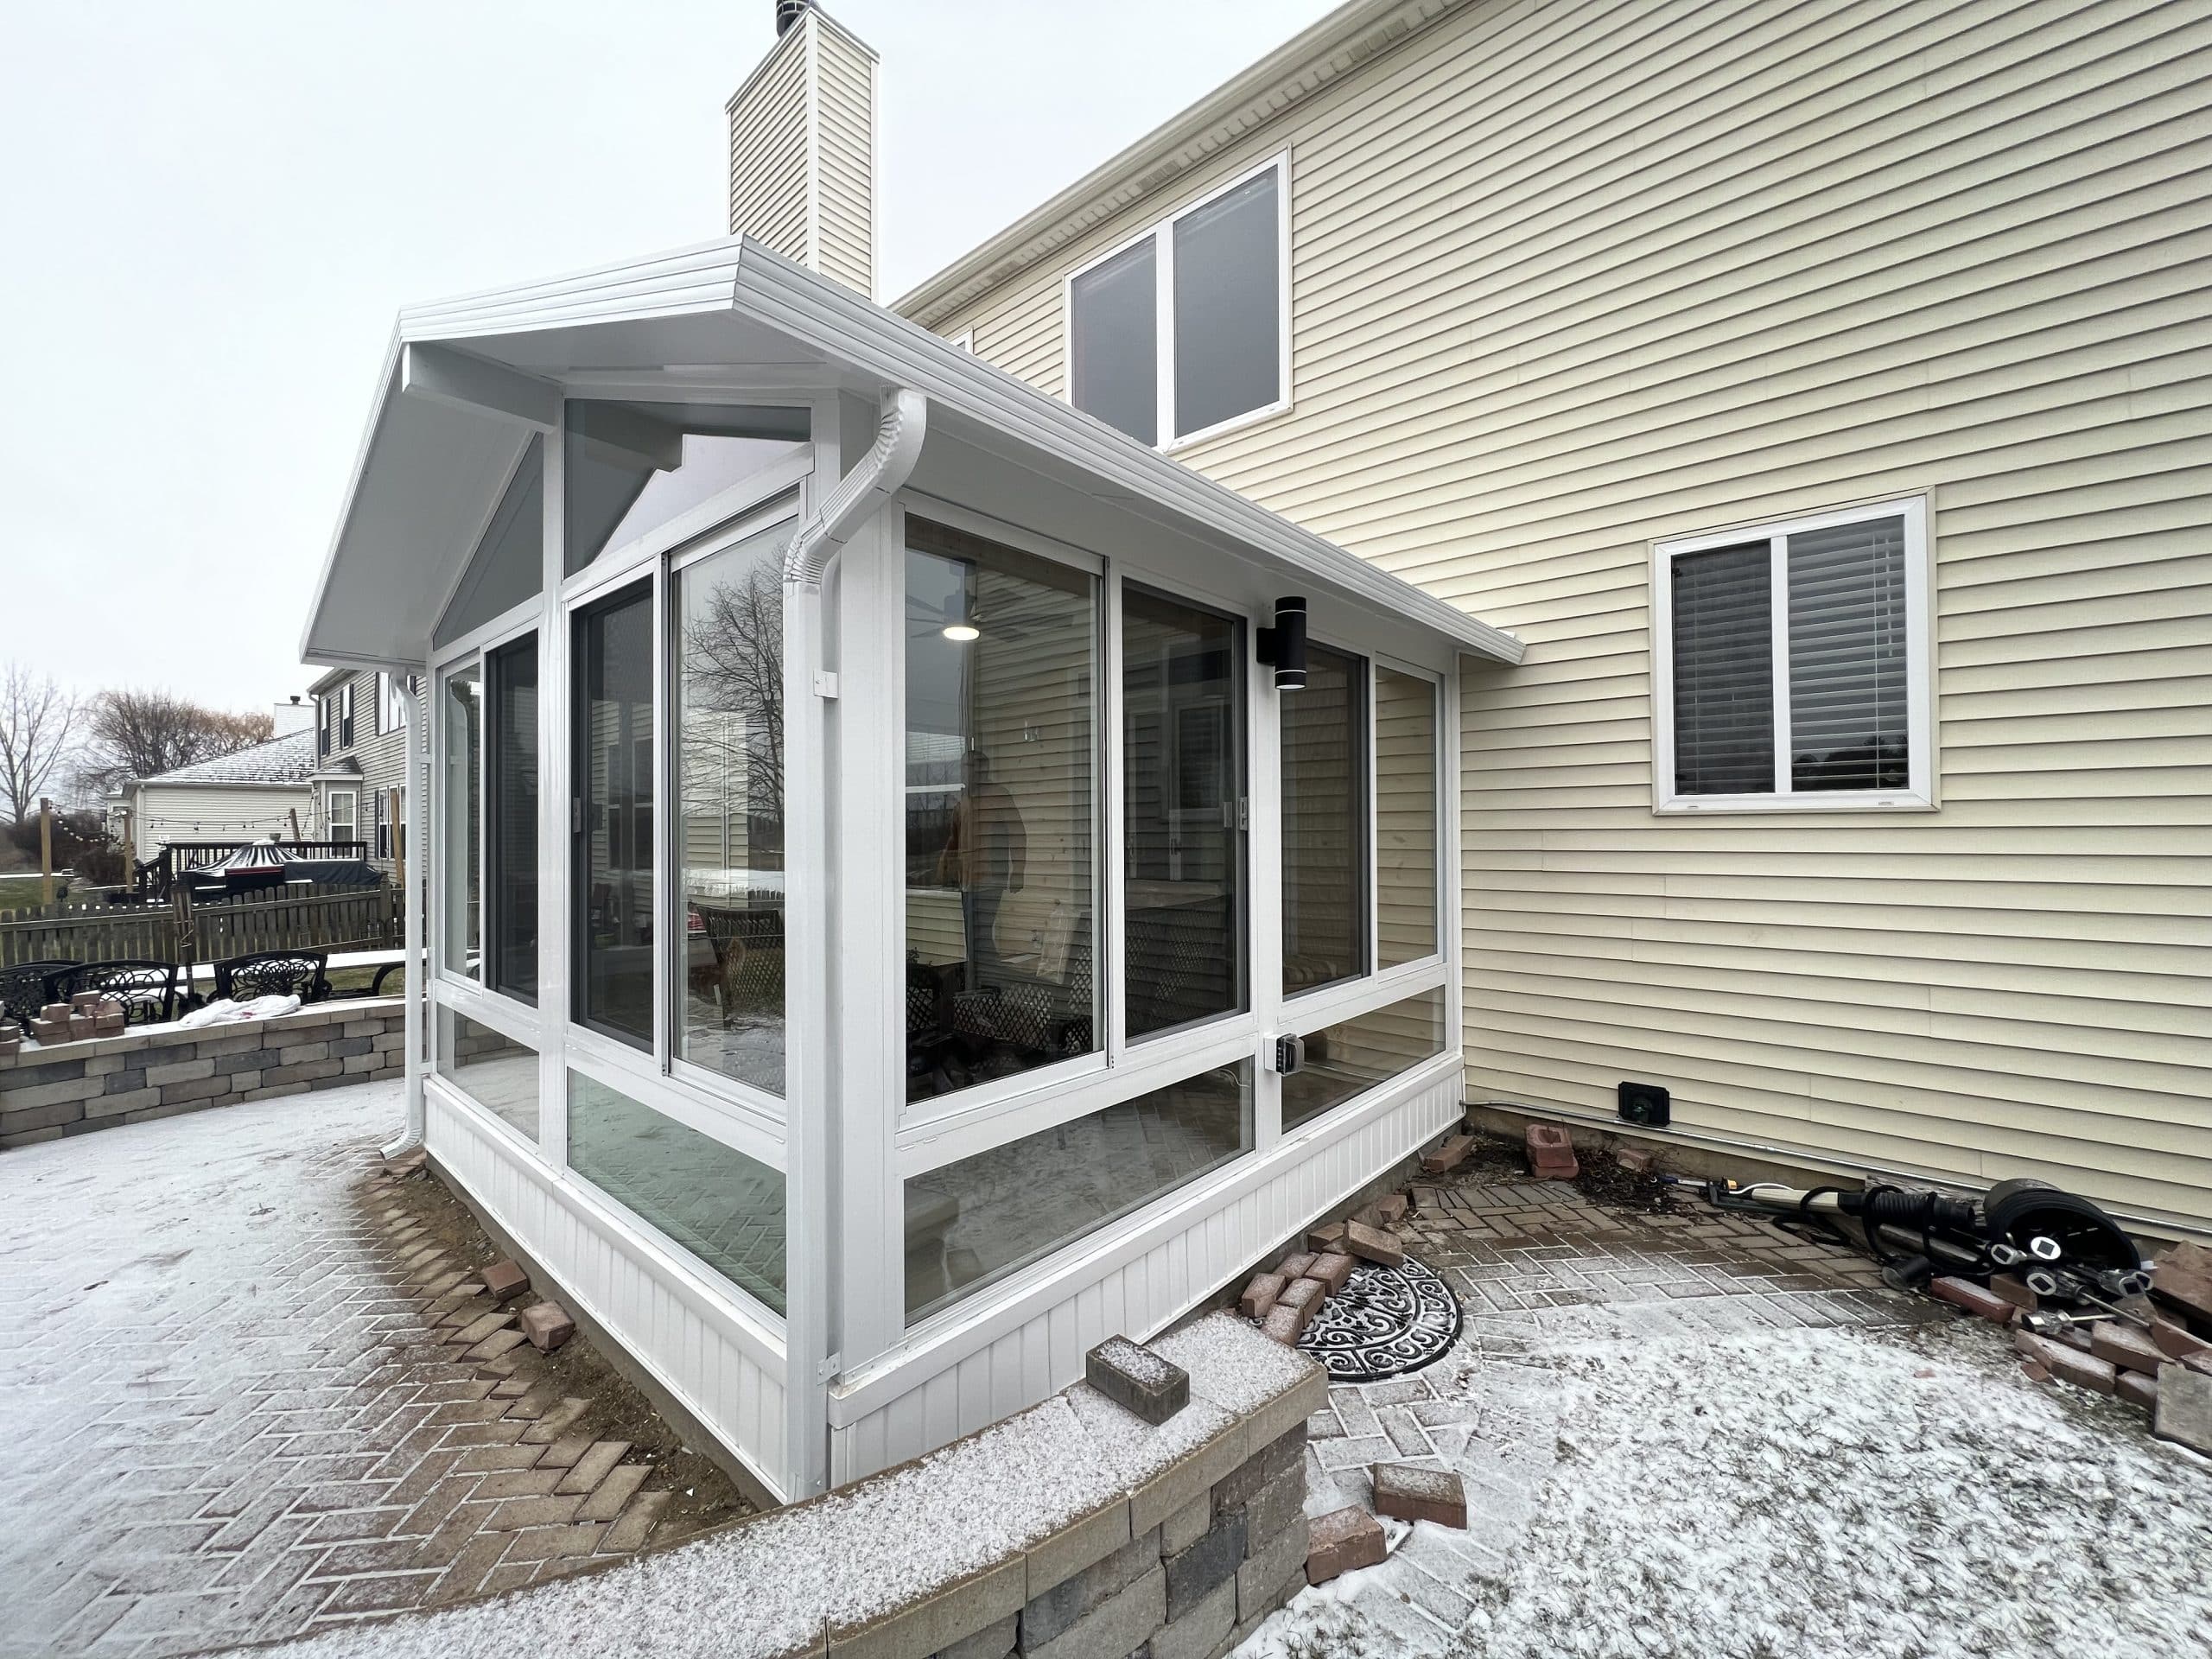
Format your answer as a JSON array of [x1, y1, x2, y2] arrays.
[[1984, 1177, 2059, 1209]]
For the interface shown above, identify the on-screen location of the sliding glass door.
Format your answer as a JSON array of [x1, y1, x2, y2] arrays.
[[573, 582, 655, 1046]]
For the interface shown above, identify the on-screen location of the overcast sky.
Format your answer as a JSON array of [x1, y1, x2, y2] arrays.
[[0, 0, 1337, 715]]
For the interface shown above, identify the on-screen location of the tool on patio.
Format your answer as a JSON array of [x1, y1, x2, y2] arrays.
[[1669, 1173, 2144, 1306]]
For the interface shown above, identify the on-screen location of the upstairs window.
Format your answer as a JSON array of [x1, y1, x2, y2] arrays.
[[339, 682, 355, 749], [1655, 498, 1931, 811], [1068, 156, 1286, 450]]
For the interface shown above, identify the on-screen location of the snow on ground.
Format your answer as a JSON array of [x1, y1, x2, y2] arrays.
[[1243, 1315, 2212, 1659]]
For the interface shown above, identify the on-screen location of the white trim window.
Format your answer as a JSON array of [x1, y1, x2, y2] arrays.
[[327, 787, 358, 844], [1652, 497, 1933, 813], [1065, 153, 1290, 452]]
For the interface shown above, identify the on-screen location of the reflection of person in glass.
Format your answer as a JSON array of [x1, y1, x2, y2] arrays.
[[938, 751, 1027, 990]]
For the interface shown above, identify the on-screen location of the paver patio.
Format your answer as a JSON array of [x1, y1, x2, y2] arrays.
[[0, 1080, 747, 1659], [1268, 1158, 2212, 1658]]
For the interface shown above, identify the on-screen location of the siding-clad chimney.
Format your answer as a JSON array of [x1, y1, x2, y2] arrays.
[[726, 1, 878, 299]]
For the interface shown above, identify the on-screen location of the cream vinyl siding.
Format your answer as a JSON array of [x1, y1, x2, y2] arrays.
[[918, 0, 2212, 1227], [811, 16, 875, 298], [727, 27, 810, 261], [137, 785, 313, 854]]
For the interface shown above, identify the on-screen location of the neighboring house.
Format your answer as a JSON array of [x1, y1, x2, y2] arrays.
[[297, 0, 2209, 1506], [308, 666, 416, 873], [127, 730, 318, 860]]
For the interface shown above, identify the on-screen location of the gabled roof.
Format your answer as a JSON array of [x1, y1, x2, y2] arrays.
[[138, 730, 318, 789], [304, 235, 1521, 669]]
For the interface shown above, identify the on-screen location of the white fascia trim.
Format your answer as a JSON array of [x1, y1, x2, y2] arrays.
[[730, 248, 1522, 663]]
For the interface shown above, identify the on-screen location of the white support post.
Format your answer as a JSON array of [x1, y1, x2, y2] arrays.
[[540, 425, 571, 1171], [385, 674, 429, 1158]]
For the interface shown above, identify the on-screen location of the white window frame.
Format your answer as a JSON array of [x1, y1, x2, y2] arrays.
[[1061, 150, 1292, 454], [431, 601, 535, 995], [325, 787, 357, 843], [1650, 495, 1934, 815]]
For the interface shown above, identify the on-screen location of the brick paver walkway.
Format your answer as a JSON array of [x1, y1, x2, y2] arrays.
[[0, 1081, 724, 1659], [1303, 1166, 1947, 1641]]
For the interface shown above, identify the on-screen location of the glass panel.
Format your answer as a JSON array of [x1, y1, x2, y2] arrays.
[[1374, 667, 1438, 968], [1122, 585, 1244, 1039], [574, 584, 655, 1047], [441, 665, 481, 980], [1281, 642, 1366, 995], [1789, 517, 1909, 791], [567, 1071, 785, 1313], [1070, 238, 1158, 446], [439, 1007, 540, 1141], [435, 437, 543, 647], [1173, 169, 1281, 439], [904, 1059, 1253, 1323], [1670, 541, 1774, 797], [677, 514, 792, 1095], [1281, 986, 1448, 1134], [564, 402, 810, 575], [488, 635, 539, 1002], [904, 518, 1098, 1104]]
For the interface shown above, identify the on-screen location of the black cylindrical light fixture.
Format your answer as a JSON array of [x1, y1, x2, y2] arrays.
[[1258, 595, 1308, 690]]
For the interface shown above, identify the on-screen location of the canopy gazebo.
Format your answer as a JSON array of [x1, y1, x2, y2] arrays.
[[303, 236, 1521, 1504]]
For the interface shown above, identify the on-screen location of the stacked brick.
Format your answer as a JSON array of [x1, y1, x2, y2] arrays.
[[1239, 1195, 1409, 1346], [0, 997, 406, 1147]]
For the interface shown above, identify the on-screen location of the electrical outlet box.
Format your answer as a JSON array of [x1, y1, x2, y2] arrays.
[[1618, 1080, 1670, 1128]]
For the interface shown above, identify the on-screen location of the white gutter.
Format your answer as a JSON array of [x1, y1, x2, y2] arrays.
[[779, 386, 926, 1499], [783, 387, 927, 589]]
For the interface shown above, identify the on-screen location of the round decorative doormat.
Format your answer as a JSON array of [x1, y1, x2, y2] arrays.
[[1297, 1255, 1463, 1382]]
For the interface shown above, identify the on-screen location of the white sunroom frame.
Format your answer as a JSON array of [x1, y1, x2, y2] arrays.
[[304, 237, 1519, 1505]]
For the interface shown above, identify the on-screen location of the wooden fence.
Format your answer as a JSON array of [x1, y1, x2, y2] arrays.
[[0, 887, 404, 969]]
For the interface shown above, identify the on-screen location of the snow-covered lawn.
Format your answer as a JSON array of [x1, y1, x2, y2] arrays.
[[1248, 1313, 2212, 1659]]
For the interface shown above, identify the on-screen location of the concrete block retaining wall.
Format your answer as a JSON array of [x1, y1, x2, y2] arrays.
[[0, 997, 407, 1149]]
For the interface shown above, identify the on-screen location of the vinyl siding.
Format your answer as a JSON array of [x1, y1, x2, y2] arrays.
[[811, 16, 875, 298], [918, 0, 2212, 1228], [136, 784, 314, 853], [727, 26, 811, 262]]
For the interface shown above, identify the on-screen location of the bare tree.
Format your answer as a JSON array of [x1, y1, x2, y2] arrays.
[[681, 563, 784, 843], [0, 664, 78, 825], [74, 689, 277, 794]]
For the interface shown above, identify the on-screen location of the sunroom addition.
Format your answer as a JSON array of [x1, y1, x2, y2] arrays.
[[303, 238, 1521, 1503]]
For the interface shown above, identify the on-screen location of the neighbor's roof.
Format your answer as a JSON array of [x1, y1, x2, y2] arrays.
[[304, 235, 1521, 669], [139, 730, 318, 789], [894, 0, 1465, 328]]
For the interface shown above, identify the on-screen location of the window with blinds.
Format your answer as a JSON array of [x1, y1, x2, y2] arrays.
[[1656, 500, 1928, 810]]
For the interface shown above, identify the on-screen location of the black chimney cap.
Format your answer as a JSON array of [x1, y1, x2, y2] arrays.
[[776, 0, 813, 35]]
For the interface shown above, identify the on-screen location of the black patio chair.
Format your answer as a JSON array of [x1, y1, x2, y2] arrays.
[[0, 960, 80, 1027], [212, 950, 333, 1005], [694, 904, 785, 1028], [46, 960, 181, 1027]]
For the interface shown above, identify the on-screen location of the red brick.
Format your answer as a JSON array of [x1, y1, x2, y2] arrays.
[[1928, 1277, 2013, 1323], [1986, 1274, 2037, 1313], [1360, 1193, 1409, 1228], [1261, 1300, 1311, 1345], [2089, 1322, 2166, 1376], [1238, 1273, 1287, 1321], [1306, 1506, 1386, 1583], [2150, 1251, 2212, 1325], [2013, 1330, 2116, 1395], [1616, 1147, 1656, 1175], [1344, 1221, 1402, 1268], [481, 1259, 530, 1305], [1421, 1133, 1473, 1175], [1306, 1221, 1348, 1255], [1278, 1277, 1326, 1315], [2116, 1370, 2158, 1411], [1276, 1250, 1317, 1281], [1370, 1462, 1466, 1529], [1308, 1252, 1355, 1295], [2149, 1313, 2212, 1363], [1525, 1123, 1579, 1180], [518, 1302, 575, 1353]]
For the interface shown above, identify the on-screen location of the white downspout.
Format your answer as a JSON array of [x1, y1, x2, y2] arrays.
[[381, 676, 427, 1159], [780, 387, 925, 1500]]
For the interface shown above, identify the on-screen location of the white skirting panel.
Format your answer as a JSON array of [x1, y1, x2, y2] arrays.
[[425, 1085, 791, 1500], [826, 1060, 1461, 1485]]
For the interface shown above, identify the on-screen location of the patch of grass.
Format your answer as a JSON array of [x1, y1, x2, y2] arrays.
[[0, 874, 63, 911]]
